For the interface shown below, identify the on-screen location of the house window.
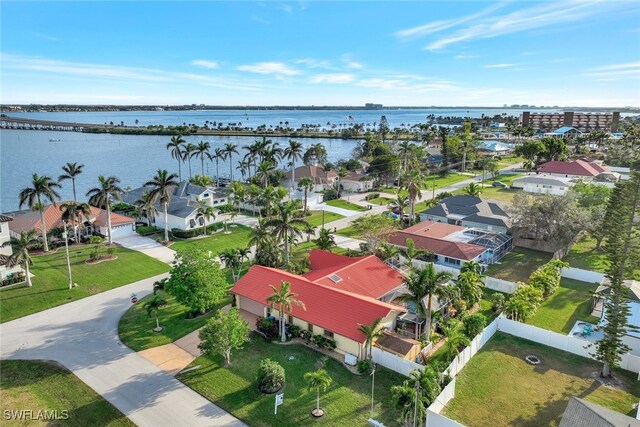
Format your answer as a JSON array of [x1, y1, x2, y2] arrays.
[[203, 193, 209, 198], [324, 330, 334, 339], [213, 200, 218, 204], [307, 323, 313, 333], [287, 315, 293, 324], [266, 307, 272, 317], [444, 257, 461, 266]]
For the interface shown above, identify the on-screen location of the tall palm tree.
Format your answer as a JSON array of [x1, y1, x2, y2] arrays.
[[144, 294, 167, 332], [248, 219, 271, 249], [219, 248, 244, 281], [262, 142, 282, 164], [284, 139, 304, 193], [196, 201, 215, 236], [134, 191, 158, 226], [395, 264, 453, 340], [19, 174, 62, 252], [183, 143, 196, 179], [194, 141, 211, 176], [209, 147, 225, 187], [1, 230, 39, 287], [358, 317, 384, 360], [297, 177, 314, 212], [224, 143, 239, 181], [58, 162, 84, 202], [86, 176, 123, 245], [166, 135, 185, 181], [463, 183, 483, 197], [266, 281, 306, 342], [304, 369, 332, 416], [144, 170, 179, 242], [400, 170, 424, 220], [242, 141, 261, 179], [59, 201, 92, 242], [255, 161, 276, 187], [397, 141, 415, 172], [259, 186, 287, 218], [264, 201, 310, 265]]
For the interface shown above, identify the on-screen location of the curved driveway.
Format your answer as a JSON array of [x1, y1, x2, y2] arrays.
[[0, 273, 245, 427]]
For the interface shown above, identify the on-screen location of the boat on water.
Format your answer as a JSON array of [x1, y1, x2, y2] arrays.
[[49, 138, 61, 142]]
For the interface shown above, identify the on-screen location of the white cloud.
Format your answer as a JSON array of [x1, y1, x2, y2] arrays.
[[341, 54, 363, 69], [237, 62, 301, 76], [190, 59, 219, 69], [295, 58, 334, 69], [454, 54, 479, 59], [584, 61, 640, 80], [483, 63, 517, 68], [310, 73, 354, 84]]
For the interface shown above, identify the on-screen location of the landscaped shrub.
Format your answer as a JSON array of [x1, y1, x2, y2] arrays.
[[256, 317, 279, 341], [491, 293, 505, 312], [365, 193, 381, 201], [256, 358, 285, 393], [299, 329, 312, 342], [528, 259, 570, 298], [1, 272, 26, 287], [170, 222, 222, 239], [288, 324, 302, 338], [136, 225, 161, 236], [462, 313, 487, 340], [216, 204, 237, 214], [356, 359, 374, 375], [323, 187, 339, 201], [311, 334, 337, 350], [504, 284, 544, 322]]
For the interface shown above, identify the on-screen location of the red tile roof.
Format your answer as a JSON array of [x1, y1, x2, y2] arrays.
[[303, 250, 404, 299], [231, 265, 405, 343], [388, 222, 487, 261], [6, 202, 134, 234], [537, 160, 607, 177]]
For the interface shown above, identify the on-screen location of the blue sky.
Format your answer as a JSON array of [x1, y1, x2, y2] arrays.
[[1, 1, 639, 106]]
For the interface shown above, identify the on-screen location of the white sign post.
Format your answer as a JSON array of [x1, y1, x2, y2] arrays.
[[274, 393, 284, 415]]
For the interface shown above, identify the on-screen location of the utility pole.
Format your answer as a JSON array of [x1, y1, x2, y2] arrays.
[[370, 364, 376, 418], [63, 221, 73, 290], [413, 380, 420, 427], [322, 209, 325, 229]]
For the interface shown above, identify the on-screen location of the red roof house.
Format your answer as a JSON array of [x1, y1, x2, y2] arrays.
[[537, 160, 607, 177]]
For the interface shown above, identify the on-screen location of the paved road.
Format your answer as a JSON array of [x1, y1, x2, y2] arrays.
[[0, 274, 245, 427]]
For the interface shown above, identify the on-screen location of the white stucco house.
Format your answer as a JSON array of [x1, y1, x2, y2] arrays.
[[511, 176, 575, 196], [0, 215, 23, 280], [341, 171, 375, 193], [122, 181, 227, 231]]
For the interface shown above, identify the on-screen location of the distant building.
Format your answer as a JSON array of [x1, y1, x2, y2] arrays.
[[521, 111, 620, 132], [545, 126, 583, 139], [364, 103, 383, 110]]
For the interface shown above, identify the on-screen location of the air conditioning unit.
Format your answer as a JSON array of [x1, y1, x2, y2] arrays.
[[344, 353, 357, 366]]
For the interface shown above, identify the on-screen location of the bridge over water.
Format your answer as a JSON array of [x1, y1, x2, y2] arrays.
[[1, 115, 112, 131]]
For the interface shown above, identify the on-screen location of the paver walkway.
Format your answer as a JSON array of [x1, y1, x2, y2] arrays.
[[0, 273, 245, 427]]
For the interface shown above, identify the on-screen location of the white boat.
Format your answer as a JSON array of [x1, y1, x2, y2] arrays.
[[49, 138, 61, 142]]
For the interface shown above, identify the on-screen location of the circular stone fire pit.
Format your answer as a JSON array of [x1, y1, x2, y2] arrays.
[[525, 355, 541, 365]]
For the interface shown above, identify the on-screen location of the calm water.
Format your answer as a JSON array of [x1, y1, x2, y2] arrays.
[[0, 130, 358, 212]]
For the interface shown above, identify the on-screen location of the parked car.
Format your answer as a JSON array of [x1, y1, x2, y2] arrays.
[[492, 181, 508, 188]]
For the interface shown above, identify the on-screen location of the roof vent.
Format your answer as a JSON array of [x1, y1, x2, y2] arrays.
[[329, 274, 342, 283]]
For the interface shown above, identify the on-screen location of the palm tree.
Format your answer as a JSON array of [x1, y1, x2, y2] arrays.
[[313, 228, 335, 251], [264, 201, 310, 265], [397, 141, 415, 172], [242, 141, 261, 178], [443, 320, 470, 360], [19, 174, 62, 252], [266, 281, 306, 342], [358, 317, 384, 360], [166, 135, 185, 181], [144, 170, 179, 242], [224, 143, 239, 181], [400, 170, 424, 220], [219, 248, 244, 281], [86, 176, 123, 245], [183, 143, 196, 179], [304, 369, 332, 417], [303, 223, 316, 243], [284, 139, 304, 194], [395, 264, 452, 340], [248, 219, 271, 249], [259, 185, 287, 218], [194, 141, 211, 176], [1, 230, 38, 287], [59, 201, 92, 242], [144, 294, 167, 332], [297, 177, 314, 212], [388, 194, 409, 215], [463, 183, 483, 197], [460, 260, 483, 275], [58, 162, 84, 202], [255, 161, 276, 187], [336, 167, 349, 195], [134, 191, 158, 226], [399, 238, 430, 269], [208, 147, 225, 187], [196, 201, 215, 235]]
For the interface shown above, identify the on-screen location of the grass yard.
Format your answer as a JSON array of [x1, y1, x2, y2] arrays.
[[290, 241, 351, 266], [0, 360, 134, 427], [324, 199, 367, 211], [118, 293, 232, 351], [563, 235, 640, 280], [425, 173, 473, 190], [0, 245, 169, 323], [443, 333, 640, 427], [305, 210, 344, 227], [334, 224, 362, 239], [495, 156, 525, 168], [528, 278, 600, 334], [178, 334, 406, 427], [169, 225, 251, 254], [486, 248, 552, 284], [367, 197, 394, 206]]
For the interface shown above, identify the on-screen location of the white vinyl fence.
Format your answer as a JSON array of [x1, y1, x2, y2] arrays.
[[427, 378, 456, 415], [371, 347, 424, 377], [560, 267, 605, 284], [412, 260, 519, 294], [425, 410, 465, 427], [442, 316, 499, 378]]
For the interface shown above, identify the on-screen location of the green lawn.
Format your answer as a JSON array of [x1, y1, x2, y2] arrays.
[[563, 235, 640, 280], [0, 245, 170, 323], [450, 173, 526, 205], [305, 210, 344, 227], [528, 278, 600, 334], [334, 225, 362, 239], [367, 197, 394, 206], [178, 334, 406, 427], [324, 199, 367, 211], [443, 333, 640, 427], [486, 248, 552, 283], [495, 156, 525, 168], [170, 225, 251, 254], [425, 173, 473, 191], [0, 360, 134, 427], [118, 293, 232, 352]]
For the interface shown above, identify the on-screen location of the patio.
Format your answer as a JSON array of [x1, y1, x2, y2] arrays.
[[568, 320, 603, 344]]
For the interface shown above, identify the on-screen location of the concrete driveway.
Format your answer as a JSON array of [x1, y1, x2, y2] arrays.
[[0, 273, 245, 427], [114, 234, 176, 264]]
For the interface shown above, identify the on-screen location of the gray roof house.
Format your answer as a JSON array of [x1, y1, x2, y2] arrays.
[[419, 195, 511, 234], [122, 181, 227, 231], [559, 397, 640, 427]]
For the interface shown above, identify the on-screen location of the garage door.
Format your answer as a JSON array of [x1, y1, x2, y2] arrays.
[[110, 225, 135, 238], [240, 297, 265, 317]]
